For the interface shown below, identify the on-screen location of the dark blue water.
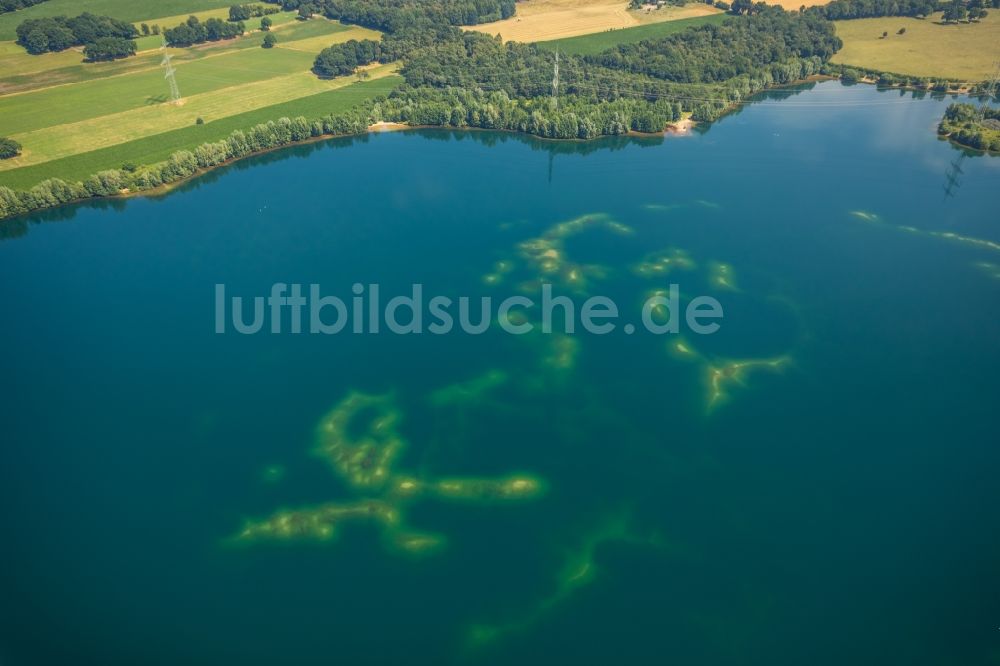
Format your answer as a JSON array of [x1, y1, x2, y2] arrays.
[[1, 81, 999, 665]]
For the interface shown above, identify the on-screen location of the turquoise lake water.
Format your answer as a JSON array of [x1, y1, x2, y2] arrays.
[[1, 81, 999, 665]]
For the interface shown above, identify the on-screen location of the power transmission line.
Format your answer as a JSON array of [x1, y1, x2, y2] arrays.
[[161, 35, 181, 103], [551, 48, 559, 110], [976, 61, 1000, 123]]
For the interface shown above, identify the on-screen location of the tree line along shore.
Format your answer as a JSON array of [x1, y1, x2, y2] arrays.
[[0, 0, 997, 220]]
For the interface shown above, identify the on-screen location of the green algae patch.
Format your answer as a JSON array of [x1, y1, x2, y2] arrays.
[[848, 209, 1000, 255], [975, 261, 1000, 280], [233, 390, 547, 557], [431, 475, 545, 503], [464, 512, 669, 651], [704, 356, 791, 413], [667, 337, 793, 414], [236, 499, 399, 543], [631, 248, 697, 278], [428, 369, 508, 407], [849, 210, 882, 223], [314, 391, 404, 491], [707, 261, 738, 292]]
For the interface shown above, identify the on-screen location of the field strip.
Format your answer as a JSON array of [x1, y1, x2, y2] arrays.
[[274, 26, 382, 52], [135, 7, 232, 29], [0, 17, 353, 97], [536, 13, 729, 54], [0, 64, 399, 171], [0, 75, 402, 189], [0, 48, 316, 135]]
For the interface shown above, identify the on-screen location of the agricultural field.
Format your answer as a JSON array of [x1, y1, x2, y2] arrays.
[[0, 10, 399, 189], [0, 75, 401, 190], [536, 12, 730, 54], [0, 0, 237, 40], [0, 14, 352, 94], [467, 0, 722, 43], [832, 12, 1000, 81]]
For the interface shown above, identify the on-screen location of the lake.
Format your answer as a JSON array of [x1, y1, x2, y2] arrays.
[[1, 81, 998, 665]]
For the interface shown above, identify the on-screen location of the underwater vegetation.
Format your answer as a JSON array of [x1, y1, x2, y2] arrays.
[[848, 210, 1000, 258], [707, 261, 738, 292], [641, 199, 722, 216], [975, 262, 1000, 281], [670, 338, 791, 414], [498, 212, 632, 296], [464, 511, 671, 651], [235, 390, 545, 556], [485, 211, 797, 411], [428, 369, 508, 407], [849, 210, 882, 223], [631, 248, 697, 279], [931, 231, 1000, 254], [234, 208, 798, 612]]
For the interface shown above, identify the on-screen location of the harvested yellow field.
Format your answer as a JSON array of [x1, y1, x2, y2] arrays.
[[832, 12, 1000, 80], [0, 63, 399, 170], [766, 0, 830, 9], [467, 0, 721, 43]]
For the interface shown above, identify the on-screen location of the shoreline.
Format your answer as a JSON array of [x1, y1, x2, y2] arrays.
[[0, 76, 985, 223]]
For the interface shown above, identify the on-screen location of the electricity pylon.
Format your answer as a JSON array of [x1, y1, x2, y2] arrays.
[[551, 49, 559, 110], [160, 35, 181, 103]]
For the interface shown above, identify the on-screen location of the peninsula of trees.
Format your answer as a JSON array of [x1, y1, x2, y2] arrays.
[[938, 103, 1000, 152]]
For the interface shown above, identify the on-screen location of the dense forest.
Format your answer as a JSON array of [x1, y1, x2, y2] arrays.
[[810, 0, 997, 19], [228, 3, 281, 21], [82, 35, 137, 61], [938, 103, 1000, 151], [382, 8, 837, 134], [314, 39, 383, 77], [15, 12, 137, 54], [585, 11, 839, 83], [0, 0, 47, 14], [262, 0, 515, 30]]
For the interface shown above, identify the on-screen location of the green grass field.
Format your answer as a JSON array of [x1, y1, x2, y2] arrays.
[[832, 12, 1000, 81], [0, 13, 338, 94], [0, 75, 402, 190], [2, 48, 319, 135], [0, 0, 237, 40], [0, 10, 399, 191], [536, 13, 730, 55]]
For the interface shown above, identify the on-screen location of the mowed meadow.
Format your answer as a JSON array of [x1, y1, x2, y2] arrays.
[[0, 3, 396, 189], [832, 12, 1000, 81]]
